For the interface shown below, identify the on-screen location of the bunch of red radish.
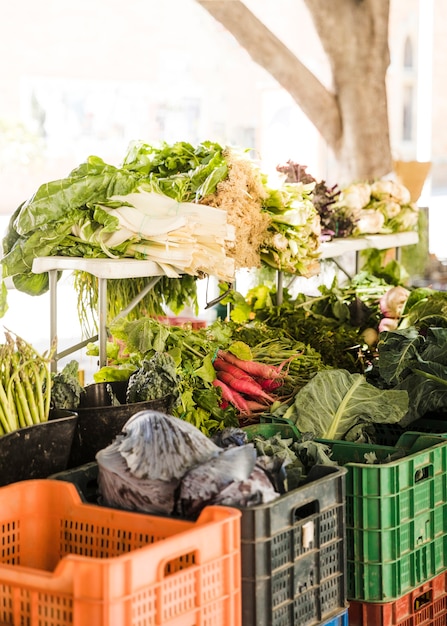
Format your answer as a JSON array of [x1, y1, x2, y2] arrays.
[[212, 349, 285, 415]]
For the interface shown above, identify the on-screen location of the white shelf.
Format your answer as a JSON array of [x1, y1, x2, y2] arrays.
[[32, 230, 420, 370], [319, 231, 418, 259], [32, 256, 167, 279]]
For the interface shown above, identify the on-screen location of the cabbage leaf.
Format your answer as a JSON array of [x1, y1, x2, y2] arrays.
[[286, 369, 409, 440]]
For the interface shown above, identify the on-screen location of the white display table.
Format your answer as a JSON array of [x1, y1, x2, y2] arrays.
[[32, 231, 419, 370]]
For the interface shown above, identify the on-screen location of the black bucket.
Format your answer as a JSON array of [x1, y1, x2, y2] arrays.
[[0, 409, 78, 486], [68, 382, 175, 468]]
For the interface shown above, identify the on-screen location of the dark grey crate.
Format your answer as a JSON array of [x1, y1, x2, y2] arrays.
[[239, 464, 347, 626]]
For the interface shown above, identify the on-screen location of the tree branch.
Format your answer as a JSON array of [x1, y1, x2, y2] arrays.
[[196, 0, 342, 150]]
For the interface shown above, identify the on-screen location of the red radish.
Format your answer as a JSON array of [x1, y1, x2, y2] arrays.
[[256, 377, 283, 392], [212, 379, 251, 414], [213, 357, 258, 382], [245, 399, 269, 412], [217, 349, 284, 380], [216, 370, 276, 403]]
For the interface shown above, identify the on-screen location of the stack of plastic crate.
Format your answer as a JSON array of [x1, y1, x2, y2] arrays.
[[51, 451, 349, 626], [324, 431, 447, 626]]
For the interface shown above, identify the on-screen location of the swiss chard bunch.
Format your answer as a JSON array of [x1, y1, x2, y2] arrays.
[[122, 140, 229, 202]]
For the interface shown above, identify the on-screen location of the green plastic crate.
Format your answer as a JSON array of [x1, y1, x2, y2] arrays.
[[249, 421, 447, 602], [327, 432, 447, 602]]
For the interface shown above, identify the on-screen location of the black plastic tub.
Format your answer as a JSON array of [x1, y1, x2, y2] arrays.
[[67, 382, 175, 468], [0, 409, 78, 486]]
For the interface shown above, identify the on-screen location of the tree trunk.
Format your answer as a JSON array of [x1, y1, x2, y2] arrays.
[[196, 0, 392, 183], [304, 0, 392, 182]]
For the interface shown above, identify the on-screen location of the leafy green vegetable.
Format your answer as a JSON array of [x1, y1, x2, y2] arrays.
[[221, 270, 404, 372], [399, 291, 447, 329], [15, 157, 139, 236], [360, 248, 409, 286], [260, 177, 321, 277], [122, 140, 229, 202], [282, 369, 408, 440], [126, 352, 181, 405], [374, 326, 447, 425], [50, 360, 85, 410], [0, 141, 232, 323]]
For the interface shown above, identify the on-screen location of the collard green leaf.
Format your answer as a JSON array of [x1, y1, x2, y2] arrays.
[[419, 327, 447, 364], [372, 326, 447, 425], [400, 292, 447, 329], [397, 368, 447, 426], [377, 328, 422, 384], [290, 369, 409, 440]]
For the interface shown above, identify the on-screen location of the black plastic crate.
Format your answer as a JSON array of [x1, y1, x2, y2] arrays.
[[373, 417, 447, 446], [51, 461, 99, 502], [52, 462, 347, 626], [239, 464, 347, 626]]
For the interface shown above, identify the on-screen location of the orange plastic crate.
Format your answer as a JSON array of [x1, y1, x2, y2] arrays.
[[348, 570, 447, 626], [0, 479, 241, 626]]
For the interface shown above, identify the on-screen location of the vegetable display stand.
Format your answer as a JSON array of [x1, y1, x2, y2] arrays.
[[319, 231, 419, 273], [348, 570, 447, 626], [0, 479, 242, 626], [32, 256, 167, 371], [0, 409, 78, 486], [275, 230, 418, 303], [50, 460, 348, 626], [67, 381, 176, 468]]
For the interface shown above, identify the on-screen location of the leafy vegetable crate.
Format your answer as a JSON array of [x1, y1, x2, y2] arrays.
[[0, 479, 241, 626], [51, 461, 348, 626], [322, 431, 447, 602], [348, 570, 447, 626]]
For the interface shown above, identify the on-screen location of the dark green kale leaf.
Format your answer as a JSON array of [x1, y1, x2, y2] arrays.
[[50, 359, 85, 410], [126, 352, 181, 405]]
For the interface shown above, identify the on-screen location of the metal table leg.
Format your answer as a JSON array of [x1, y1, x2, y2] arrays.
[[48, 269, 58, 373], [98, 277, 108, 369]]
